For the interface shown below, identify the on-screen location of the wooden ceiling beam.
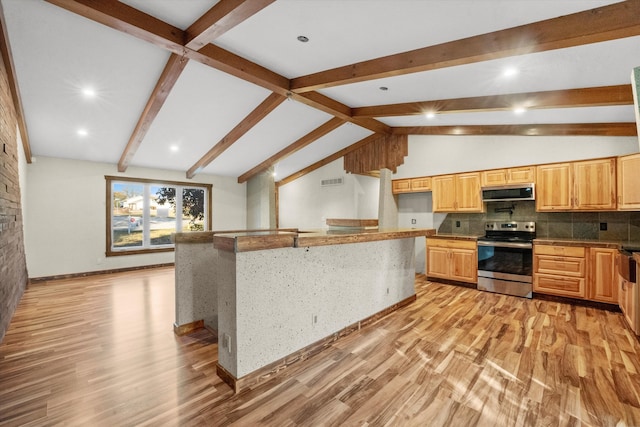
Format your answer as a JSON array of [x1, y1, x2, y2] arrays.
[[391, 123, 638, 137], [185, 0, 276, 50], [353, 85, 634, 118], [238, 117, 345, 183], [117, 54, 188, 172], [290, 2, 640, 93], [186, 93, 286, 179], [45, 0, 391, 133], [0, 2, 31, 162], [277, 133, 381, 187]]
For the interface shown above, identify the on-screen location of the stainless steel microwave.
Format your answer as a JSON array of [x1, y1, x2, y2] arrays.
[[482, 184, 535, 202]]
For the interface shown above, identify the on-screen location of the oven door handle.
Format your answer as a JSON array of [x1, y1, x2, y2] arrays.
[[477, 241, 532, 249]]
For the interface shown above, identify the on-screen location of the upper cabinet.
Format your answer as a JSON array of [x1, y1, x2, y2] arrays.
[[391, 176, 432, 194], [481, 166, 535, 187], [536, 158, 616, 211], [433, 172, 483, 213], [617, 153, 640, 210]]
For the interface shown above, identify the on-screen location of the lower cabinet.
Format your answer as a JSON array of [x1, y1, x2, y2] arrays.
[[533, 244, 618, 303], [619, 274, 639, 333], [426, 238, 477, 284]]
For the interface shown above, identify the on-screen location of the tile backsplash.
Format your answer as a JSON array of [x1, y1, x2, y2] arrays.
[[437, 200, 640, 242]]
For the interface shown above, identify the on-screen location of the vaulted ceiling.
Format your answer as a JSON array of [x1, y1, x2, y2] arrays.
[[1, 0, 638, 185]]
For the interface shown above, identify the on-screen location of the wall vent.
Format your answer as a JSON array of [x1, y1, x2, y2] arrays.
[[321, 177, 344, 187]]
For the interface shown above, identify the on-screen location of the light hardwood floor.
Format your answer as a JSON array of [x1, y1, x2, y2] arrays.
[[1, 267, 640, 426]]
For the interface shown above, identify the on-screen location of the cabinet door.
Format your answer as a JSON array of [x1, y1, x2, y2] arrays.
[[392, 179, 412, 194], [588, 248, 618, 303], [507, 166, 535, 184], [455, 172, 483, 212], [410, 177, 431, 192], [426, 246, 450, 279], [432, 175, 457, 212], [617, 153, 640, 210], [536, 163, 572, 211], [481, 169, 508, 187], [573, 158, 616, 210], [450, 248, 477, 283]]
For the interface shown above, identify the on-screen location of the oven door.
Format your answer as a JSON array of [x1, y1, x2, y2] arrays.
[[477, 240, 533, 298]]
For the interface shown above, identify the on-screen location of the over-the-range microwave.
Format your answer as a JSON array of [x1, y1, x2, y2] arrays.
[[482, 183, 535, 202]]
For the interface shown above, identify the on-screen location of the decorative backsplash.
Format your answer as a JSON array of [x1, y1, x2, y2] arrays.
[[438, 200, 640, 242]]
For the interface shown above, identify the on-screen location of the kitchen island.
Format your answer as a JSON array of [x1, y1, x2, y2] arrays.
[[174, 227, 434, 392]]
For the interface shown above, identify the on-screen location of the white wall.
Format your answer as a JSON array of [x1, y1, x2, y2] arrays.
[[395, 135, 638, 178], [278, 159, 380, 229], [24, 156, 246, 278]]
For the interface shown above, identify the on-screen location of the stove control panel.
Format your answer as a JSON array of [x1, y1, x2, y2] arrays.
[[485, 221, 536, 232]]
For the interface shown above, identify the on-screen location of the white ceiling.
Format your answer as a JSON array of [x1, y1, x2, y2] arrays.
[[1, 0, 637, 181]]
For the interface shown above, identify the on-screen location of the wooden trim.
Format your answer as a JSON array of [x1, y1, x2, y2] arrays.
[[216, 294, 417, 393], [353, 85, 634, 118], [186, 93, 286, 179], [0, 2, 31, 162], [290, 2, 640, 92], [29, 263, 174, 283], [277, 133, 380, 187], [173, 320, 205, 336], [391, 123, 638, 137], [105, 176, 213, 256], [117, 54, 188, 172], [237, 117, 345, 183], [185, 0, 275, 50], [532, 292, 620, 312]]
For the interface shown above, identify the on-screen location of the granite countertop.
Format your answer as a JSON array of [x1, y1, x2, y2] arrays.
[[534, 238, 640, 250], [427, 233, 483, 241], [212, 228, 436, 252]]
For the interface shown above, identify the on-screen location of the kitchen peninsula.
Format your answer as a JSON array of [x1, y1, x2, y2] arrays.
[[173, 226, 434, 392]]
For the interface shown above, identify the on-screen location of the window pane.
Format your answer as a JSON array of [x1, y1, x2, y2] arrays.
[[112, 183, 144, 248], [151, 186, 177, 246], [182, 188, 205, 231]]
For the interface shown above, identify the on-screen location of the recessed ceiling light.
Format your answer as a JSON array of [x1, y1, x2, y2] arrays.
[[77, 128, 88, 137], [425, 112, 436, 119], [82, 87, 96, 98], [297, 35, 309, 43], [514, 107, 526, 114], [503, 67, 519, 78], [379, 86, 388, 91], [170, 145, 179, 152]]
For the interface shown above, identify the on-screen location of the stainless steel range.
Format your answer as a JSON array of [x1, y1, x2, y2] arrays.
[[477, 221, 535, 298]]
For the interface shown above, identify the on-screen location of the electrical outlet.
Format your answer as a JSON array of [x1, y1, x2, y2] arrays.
[[312, 314, 318, 326], [456, 221, 461, 227], [386, 287, 389, 295], [600, 222, 607, 231], [411, 219, 416, 225]]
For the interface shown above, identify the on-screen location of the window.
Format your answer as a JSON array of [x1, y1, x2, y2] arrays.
[[106, 176, 212, 256]]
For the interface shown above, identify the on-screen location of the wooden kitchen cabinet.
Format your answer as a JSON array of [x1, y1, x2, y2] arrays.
[[617, 153, 640, 210], [481, 166, 535, 187], [533, 244, 586, 298], [432, 172, 483, 213], [392, 178, 411, 194], [619, 274, 639, 334], [536, 158, 616, 211], [588, 247, 618, 303], [536, 163, 572, 211], [426, 238, 477, 283], [392, 176, 432, 194]]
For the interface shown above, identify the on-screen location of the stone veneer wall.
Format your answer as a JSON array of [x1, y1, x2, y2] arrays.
[[0, 54, 28, 342], [438, 200, 640, 242]]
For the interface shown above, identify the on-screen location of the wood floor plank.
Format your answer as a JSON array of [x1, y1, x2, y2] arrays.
[[2, 268, 640, 426]]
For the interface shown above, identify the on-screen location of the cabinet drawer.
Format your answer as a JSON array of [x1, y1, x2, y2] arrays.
[[427, 238, 476, 250], [534, 274, 585, 298], [534, 255, 585, 277], [534, 245, 585, 258], [392, 179, 411, 193]]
